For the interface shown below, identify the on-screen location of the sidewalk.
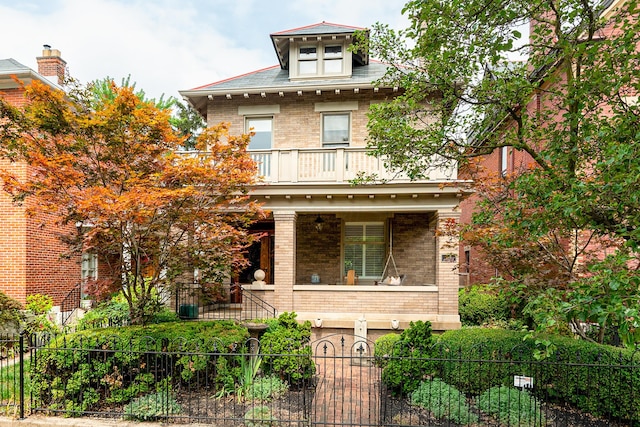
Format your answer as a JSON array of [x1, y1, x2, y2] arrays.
[[0, 416, 210, 427]]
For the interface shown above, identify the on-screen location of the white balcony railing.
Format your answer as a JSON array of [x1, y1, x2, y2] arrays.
[[249, 148, 457, 184]]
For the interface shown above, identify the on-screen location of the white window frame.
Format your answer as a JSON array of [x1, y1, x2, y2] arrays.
[[245, 116, 273, 150], [500, 146, 509, 177], [82, 253, 98, 282], [343, 221, 385, 279], [321, 112, 351, 146], [323, 44, 343, 74], [298, 45, 318, 75], [292, 40, 348, 79]]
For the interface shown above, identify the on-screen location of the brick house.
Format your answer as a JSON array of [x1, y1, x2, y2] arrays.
[[458, 0, 635, 287], [180, 23, 468, 333], [0, 48, 83, 307]]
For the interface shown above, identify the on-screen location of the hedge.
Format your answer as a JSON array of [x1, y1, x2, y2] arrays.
[[433, 328, 640, 422], [31, 321, 249, 415]]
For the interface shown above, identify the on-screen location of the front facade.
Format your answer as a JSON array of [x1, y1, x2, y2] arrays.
[[0, 48, 82, 306], [181, 23, 467, 333]]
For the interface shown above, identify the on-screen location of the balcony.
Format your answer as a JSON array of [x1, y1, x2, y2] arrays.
[[249, 147, 457, 184]]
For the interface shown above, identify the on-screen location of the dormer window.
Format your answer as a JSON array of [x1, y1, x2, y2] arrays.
[[299, 46, 318, 75], [291, 40, 350, 79], [323, 45, 343, 73]]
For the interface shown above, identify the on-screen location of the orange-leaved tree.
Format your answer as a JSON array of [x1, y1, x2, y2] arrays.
[[0, 80, 263, 325]]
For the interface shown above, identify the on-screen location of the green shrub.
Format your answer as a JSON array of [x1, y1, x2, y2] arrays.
[[76, 299, 130, 329], [434, 328, 532, 395], [30, 320, 249, 415], [23, 293, 59, 335], [260, 312, 314, 385], [25, 294, 54, 315], [245, 375, 289, 401], [76, 297, 178, 330], [382, 320, 435, 395], [458, 284, 509, 326], [244, 405, 276, 427], [434, 328, 640, 422], [123, 391, 182, 421], [0, 291, 23, 335], [373, 333, 401, 367], [477, 386, 544, 427], [411, 379, 478, 424]]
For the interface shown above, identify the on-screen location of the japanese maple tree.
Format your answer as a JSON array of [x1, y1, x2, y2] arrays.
[[0, 80, 262, 325]]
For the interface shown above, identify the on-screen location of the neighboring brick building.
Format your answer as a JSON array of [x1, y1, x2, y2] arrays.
[[458, 0, 635, 286], [181, 23, 469, 333], [0, 48, 81, 306]]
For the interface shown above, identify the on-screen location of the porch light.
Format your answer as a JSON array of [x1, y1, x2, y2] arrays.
[[314, 215, 324, 232]]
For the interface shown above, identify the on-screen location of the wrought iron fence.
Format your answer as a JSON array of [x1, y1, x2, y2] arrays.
[[2, 331, 639, 426], [0, 334, 25, 418]]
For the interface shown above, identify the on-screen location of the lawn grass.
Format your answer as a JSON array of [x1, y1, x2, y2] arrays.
[[0, 359, 30, 405]]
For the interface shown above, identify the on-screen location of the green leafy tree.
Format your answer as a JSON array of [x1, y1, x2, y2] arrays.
[[171, 101, 206, 150], [358, 0, 640, 344]]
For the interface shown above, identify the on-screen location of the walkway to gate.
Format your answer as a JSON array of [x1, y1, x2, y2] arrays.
[[311, 335, 381, 427]]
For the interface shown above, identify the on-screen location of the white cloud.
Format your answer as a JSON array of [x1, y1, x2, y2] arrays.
[[0, 0, 408, 100]]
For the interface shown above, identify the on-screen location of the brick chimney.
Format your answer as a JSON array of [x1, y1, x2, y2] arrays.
[[36, 44, 67, 85]]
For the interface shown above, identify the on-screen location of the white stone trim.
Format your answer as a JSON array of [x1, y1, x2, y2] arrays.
[[314, 101, 359, 112], [238, 105, 281, 115]]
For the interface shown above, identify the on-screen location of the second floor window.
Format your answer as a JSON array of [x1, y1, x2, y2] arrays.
[[246, 117, 273, 150], [322, 113, 350, 146]]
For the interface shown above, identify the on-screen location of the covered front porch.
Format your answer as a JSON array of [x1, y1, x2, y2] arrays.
[[238, 191, 463, 332]]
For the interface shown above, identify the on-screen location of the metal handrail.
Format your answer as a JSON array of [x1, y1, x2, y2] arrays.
[[60, 283, 81, 325], [241, 285, 277, 319]]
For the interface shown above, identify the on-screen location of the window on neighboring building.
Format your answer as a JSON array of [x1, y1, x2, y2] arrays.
[[500, 145, 509, 177], [344, 222, 385, 279], [82, 253, 98, 283], [322, 112, 350, 146], [246, 117, 273, 150], [298, 46, 318, 75], [464, 249, 471, 273]]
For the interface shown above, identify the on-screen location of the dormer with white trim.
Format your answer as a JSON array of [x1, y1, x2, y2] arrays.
[[270, 22, 368, 81]]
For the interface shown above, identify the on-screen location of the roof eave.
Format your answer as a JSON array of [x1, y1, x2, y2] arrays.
[[179, 80, 389, 99], [0, 69, 63, 91]]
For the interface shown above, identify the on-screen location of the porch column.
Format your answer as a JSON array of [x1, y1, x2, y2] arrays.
[[273, 210, 297, 312], [432, 210, 461, 328]]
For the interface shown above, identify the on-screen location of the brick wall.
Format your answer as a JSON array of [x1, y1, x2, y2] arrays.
[[392, 213, 436, 285], [0, 160, 28, 303], [0, 87, 80, 305], [291, 288, 438, 315], [296, 214, 341, 284], [206, 89, 392, 147]]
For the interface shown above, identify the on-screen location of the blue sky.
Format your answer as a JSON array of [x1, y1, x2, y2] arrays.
[[0, 0, 409, 101]]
